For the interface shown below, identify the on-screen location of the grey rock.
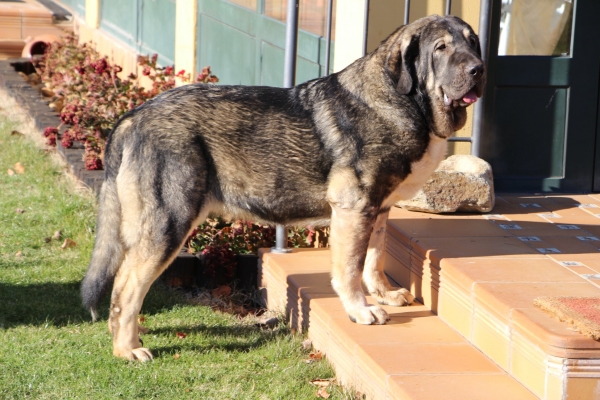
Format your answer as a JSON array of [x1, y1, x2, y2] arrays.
[[396, 155, 494, 213]]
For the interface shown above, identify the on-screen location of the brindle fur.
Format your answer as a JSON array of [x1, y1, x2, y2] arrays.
[[81, 15, 485, 361]]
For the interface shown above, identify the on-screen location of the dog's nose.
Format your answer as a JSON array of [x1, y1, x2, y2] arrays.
[[468, 64, 485, 80]]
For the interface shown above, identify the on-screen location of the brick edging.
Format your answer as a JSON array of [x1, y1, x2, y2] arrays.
[[0, 58, 104, 196]]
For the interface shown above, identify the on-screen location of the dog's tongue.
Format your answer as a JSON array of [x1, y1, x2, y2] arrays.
[[462, 89, 478, 104]]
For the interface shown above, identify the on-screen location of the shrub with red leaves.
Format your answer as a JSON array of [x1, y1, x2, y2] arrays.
[[43, 126, 58, 147], [187, 217, 329, 282], [35, 34, 218, 170]]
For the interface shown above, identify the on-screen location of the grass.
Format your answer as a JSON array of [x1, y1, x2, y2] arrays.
[[0, 112, 346, 399]]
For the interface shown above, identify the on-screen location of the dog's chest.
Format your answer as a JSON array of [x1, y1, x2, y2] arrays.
[[386, 135, 447, 205]]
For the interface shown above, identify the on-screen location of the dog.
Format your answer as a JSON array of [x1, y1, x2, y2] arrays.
[[81, 15, 485, 361]]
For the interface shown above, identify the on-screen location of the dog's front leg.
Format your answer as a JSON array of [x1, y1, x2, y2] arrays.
[[329, 205, 390, 325], [362, 210, 415, 306]]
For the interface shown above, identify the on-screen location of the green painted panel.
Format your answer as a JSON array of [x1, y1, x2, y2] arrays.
[[296, 56, 321, 85], [260, 41, 284, 87], [200, 15, 257, 85], [59, 0, 84, 15], [260, 42, 320, 87], [256, 16, 287, 49], [297, 29, 321, 63], [200, 0, 257, 35], [198, 0, 334, 88], [100, 0, 138, 47], [257, 16, 320, 63], [490, 87, 567, 180], [140, 0, 176, 66]]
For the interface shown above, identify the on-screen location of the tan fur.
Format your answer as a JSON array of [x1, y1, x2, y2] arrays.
[[363, 210, 415, 307]]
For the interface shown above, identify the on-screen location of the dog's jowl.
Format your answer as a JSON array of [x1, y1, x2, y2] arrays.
[[81, 15, 485, 361]]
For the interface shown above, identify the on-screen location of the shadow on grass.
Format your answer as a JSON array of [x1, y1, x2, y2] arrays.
[[0, 281, 89, 328], [0, 280, 188, 328], [149, 324, 282, 358]]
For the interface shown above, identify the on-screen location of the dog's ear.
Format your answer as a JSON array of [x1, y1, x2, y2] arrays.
[[386, 34, 419, 95]]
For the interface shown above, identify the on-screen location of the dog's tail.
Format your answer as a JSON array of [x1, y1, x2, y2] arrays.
[[80, 118, 129, 321]]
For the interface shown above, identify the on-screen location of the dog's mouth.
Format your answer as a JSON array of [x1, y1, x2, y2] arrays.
[[442, 86, 479, 108]]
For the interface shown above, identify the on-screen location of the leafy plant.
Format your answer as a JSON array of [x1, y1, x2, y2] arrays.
[[187, 218, 329, 281], [34, 34, 218, 170]]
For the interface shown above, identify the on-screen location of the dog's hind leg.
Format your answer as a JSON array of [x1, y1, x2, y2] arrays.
[[109, 246, 169, 361], [109, 210, 201, 361], [362, 210, 415, 307], [108, 162, 207, 361]]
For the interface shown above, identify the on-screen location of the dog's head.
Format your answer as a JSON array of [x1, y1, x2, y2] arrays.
[[383, 15, 485, 133]]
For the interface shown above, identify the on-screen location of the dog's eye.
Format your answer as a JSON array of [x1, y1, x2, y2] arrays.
[[436, 44, 446, 51], [469, 36, 477, 46]]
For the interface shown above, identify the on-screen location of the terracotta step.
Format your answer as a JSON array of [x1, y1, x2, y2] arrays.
[[384, 194, 600, 400], [258, 248, 536, 399]]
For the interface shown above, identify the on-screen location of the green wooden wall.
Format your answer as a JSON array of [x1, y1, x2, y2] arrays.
[[99, 0, 176, 67], [197, 0, 333, 87], [59, 0, 332, 87], [59, 0, 85, 15]]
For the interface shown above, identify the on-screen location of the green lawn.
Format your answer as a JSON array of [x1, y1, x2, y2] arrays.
[[0, 113, 345, 399]]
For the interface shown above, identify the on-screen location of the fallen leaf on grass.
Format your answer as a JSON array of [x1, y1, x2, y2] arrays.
[[302, 339, 312, 349], [7, 169, 14, 176], [173, 353, 180, 360], [11, 130, 23, 136], [211, 285, 231, 298], [310, 378, 334, 387], [52, 230, 62, 240], [316, 387, 331, 398], [15, 251, 22, 257], [15, 208, 25, 214], [304, 351, 323, 364], [61, 238, 77, 249], [176, 332, 187, 339], [138, 315, 146, 323], [14, 162, 25, 174]]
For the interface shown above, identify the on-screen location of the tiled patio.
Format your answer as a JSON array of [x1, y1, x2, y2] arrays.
[[258, 194, 600, 399]]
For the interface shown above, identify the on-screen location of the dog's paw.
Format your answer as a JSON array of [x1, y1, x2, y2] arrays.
[[374, 288, 414, 307], [114, 347, 154, 362], [348, 305, 390, 325]]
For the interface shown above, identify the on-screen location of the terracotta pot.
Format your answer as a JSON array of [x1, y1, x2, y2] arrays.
[[21, 34, 61, 58]]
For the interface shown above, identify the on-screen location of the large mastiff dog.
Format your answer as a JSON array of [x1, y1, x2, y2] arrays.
[[82, 15, 485, 361]]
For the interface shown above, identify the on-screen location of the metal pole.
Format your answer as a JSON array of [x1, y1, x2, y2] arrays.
[[273, 0, 299, 254], [324, 0, 333, 75], [445, 0, 452, 16], [283, 0, 299, 88], [274, 224, 289, 254], [362, 0, 370, 56], [404, 0, 410, 25], [470, 0, 493, 157]]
